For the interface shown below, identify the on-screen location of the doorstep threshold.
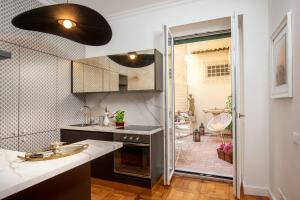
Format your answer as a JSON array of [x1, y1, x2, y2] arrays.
[[174, 169, 233, 183]]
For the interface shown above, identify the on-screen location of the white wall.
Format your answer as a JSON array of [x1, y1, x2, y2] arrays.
[[174, 38, 232, 127], [187, 52, 231, 127], [86, 0, 270, 195], [268, 0, 300, 199], [174, 45, 188, 112]]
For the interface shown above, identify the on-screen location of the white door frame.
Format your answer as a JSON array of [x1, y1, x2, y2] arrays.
[[163, 25, 175, 185], [164, 15, 245, 197], [231, 13, 244, 199]]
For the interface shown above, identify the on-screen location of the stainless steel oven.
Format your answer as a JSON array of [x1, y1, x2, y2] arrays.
[[114, 133, 151, 179]]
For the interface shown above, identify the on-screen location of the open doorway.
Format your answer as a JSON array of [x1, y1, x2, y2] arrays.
[[165, 15, 244, 197], [170, 17, 234, 179]]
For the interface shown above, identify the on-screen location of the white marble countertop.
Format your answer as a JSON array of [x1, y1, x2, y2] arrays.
[[61, 125, 163, 135], [0, 140, 122, 199]]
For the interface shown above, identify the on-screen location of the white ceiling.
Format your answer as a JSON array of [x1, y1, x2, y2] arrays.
[[52, 0, 178, 17]]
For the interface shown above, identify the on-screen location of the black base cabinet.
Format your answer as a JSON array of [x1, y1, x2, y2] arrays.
[[60, 129, 163, 188], [4, 163, 91, 200], [61, 130, 113, 143]]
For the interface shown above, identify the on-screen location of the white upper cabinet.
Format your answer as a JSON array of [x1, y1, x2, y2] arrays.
[[72, 49, 163, 93], [102, 69, 110, 92], [83, 65, 103, 92], [110, 71, 119, 91], [127, 64, 155, 90], [118, 65, 128, 76], [72, 62, 84, 93], [97, 56, 110, 70]]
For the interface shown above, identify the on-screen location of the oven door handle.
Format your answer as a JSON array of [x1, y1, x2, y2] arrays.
[[122, 142, 150, 147]]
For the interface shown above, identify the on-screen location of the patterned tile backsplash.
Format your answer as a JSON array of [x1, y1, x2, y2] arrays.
[[0, 0, 86, 152]]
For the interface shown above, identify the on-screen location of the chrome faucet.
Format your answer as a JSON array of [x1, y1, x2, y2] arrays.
[[80, 106, 92, 125]]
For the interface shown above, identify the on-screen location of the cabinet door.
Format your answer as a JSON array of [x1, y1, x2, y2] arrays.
[[83, 65, 103, 92], [61, 130, 113, 144], [0, 137, 18, 151], [60, 130, 114, 180], [98, 56, 110, 70], [19, 48, 57, 135], [0, 42, 19, 138], [57, 59, 85, 127], [19, 131, 60, 152], [72, 62, 84, 93], [103, 69, 110, 91], [110, 61, 120, 73], [118, 65, 128, 76], [98, 68, 104, 91], [110, 71, 119, 91], [128, 64, 155, 90]]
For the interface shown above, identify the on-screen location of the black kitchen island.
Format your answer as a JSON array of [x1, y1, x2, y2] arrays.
[[0, 140, 122, 200]]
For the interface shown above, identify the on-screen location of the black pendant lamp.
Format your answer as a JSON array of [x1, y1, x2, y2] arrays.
[[12, 2, 112, 46], [108, 52, 154, 68]]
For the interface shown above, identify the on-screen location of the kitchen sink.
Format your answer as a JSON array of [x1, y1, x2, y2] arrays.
[[70, 124, 93, 127]]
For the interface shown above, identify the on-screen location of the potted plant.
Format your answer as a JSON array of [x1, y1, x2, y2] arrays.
[[115, 110, 125, 128], [217, 143, 233, 164], [223, 143, 233, 164], [217, 143, 226, 160], [225, 95, 232, 133]]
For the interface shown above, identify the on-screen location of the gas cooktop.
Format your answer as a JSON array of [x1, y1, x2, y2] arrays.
[[117, 125, 161, 131]]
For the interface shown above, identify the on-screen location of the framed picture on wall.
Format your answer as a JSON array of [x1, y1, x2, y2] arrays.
[[270, 11, 293, 98]]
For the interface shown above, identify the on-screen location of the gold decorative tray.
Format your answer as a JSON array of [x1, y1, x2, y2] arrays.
[[18, 144, 89, 161]]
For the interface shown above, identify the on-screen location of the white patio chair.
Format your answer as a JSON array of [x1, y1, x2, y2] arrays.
[[207, 113, 232, 143]]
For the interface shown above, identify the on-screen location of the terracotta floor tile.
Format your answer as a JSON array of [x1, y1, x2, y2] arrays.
[[176, 134, 233, 177]]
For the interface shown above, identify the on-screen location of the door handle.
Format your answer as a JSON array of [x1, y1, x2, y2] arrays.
[[238, 113, 245, 118]]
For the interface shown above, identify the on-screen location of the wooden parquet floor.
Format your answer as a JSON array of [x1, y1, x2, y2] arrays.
[[91, 176, 269, 200]]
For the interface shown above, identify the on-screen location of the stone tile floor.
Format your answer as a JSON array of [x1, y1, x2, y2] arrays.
[[175, 133, 233, 177]]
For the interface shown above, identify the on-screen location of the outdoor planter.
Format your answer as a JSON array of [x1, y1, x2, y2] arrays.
[[224, 152, 233, 164], [217, 148, 225, 160], [217, 143, 233, 164]]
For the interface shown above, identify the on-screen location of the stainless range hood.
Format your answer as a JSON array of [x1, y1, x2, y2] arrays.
[[0, 49, 11, 60]]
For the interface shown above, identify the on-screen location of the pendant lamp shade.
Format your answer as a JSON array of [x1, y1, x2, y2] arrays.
[[12, 4, 112, 46], [108, 54, 154, 68]]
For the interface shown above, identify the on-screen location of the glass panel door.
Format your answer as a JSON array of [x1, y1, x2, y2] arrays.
[[164, 25, 175, 185], [231, 13, 244, 198]]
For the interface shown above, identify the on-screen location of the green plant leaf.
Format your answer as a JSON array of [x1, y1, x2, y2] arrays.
[[115, 110, 125, 122]]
